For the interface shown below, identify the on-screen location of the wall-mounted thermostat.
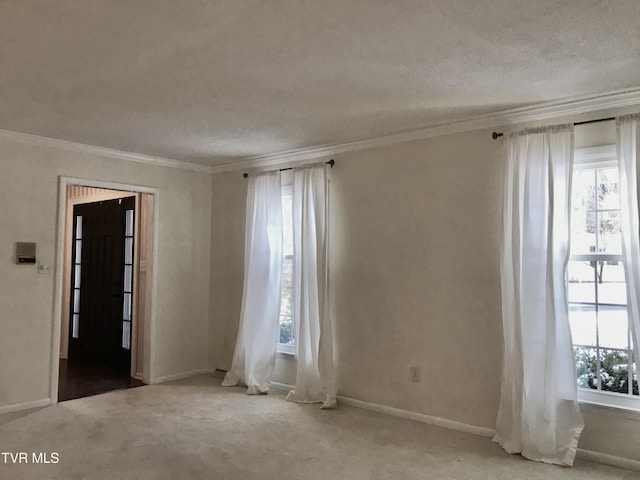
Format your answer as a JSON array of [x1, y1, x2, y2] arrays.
[[16, 242, 36, 264]]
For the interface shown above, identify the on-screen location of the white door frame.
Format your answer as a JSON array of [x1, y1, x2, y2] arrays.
[[50, 176, 160, 404]]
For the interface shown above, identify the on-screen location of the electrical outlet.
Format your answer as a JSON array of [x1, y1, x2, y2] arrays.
[[409, 366, 421, 383]]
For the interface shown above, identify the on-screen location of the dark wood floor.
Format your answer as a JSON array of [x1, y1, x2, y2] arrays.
[[58, 359, 145, 402]]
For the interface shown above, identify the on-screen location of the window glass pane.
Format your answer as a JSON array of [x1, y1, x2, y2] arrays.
[[597, 262, 626, 305], [72, 314, 80, 339], [123, 293, 131, 320], [75, 216, 83, 240], [598, 211, 622, 254], [569, 305, 596, 346], [122, 321, 131, 350], [597, 168, 620, 210], [125, 210, 134, 237], [124, 265, 133, 292], [279, 316, 293, 345], [279, 187, 295, 348], [598, 306, 629, 349], [570, 211, 596, 255], [125, 238, 134, 264], [280, 287, 292, 316], [73, 289, 81, 313], [633, 361, 639, 396], [74, 264, 81, 289], [572, 169, 596, 210], [599, 349, 629, 394], [567, 261, 596, 304], [75, 240, 82, 264], [575, 346, 597, 390], [282, 257, 293, 288]]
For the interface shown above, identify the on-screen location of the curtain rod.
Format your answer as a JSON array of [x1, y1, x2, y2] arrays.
[[491, 117, 616, 140], [243, 159, 334, 178]]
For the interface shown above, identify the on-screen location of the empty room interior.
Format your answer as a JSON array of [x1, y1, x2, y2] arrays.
[[2, 1, 640, 478]]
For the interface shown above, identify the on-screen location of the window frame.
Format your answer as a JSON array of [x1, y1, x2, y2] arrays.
[[571, 145, 640, 412]]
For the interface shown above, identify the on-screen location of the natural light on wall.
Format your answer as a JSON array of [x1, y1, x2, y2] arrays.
[[569, 147, 639, 408]]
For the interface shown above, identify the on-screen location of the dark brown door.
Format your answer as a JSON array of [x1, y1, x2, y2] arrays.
[[68, 197, 135, 372]]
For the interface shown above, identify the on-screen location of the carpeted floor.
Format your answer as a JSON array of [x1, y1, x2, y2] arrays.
[[0, 375, 636, 480]]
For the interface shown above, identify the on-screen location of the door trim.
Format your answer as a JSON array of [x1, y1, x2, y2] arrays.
[[51, 176, 160, 405]]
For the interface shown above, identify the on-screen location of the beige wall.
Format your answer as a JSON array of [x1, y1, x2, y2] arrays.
[[209, 122, 640, 462], [0, 137, 211, 407], [209, 171, 246, 370], [209, 129, 504, 422]]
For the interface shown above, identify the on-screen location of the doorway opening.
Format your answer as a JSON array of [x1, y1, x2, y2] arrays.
[[54, 183, 156, 402]]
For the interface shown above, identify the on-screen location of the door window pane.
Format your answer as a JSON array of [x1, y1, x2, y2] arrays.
[[73, 289, 81, 313], [124, 238, 133, 264], [72, 314, 80, 339], [75, 216, 83, 239], [75, 240, 82, 264], [124, 265, 132, 292], [74, 265, 82, 289], [123, 293, 131, 320], [125, 209, 134, 237], [122, 321, 131, 350]]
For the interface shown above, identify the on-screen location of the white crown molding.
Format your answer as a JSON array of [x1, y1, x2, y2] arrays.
[[0, 128, 212, 174], [212, 86, 640, 174], [3, 87, 640, 176]]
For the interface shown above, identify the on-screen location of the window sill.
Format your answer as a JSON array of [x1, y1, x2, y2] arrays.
[[578, 389, 640, 414], [277, 344, 295, 356]]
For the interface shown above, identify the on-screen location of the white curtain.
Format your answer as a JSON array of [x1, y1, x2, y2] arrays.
[[494, 125, 584, 466], [222, 171, 282, 394], [616, 114, 640, 373], [286, 163, 337, 408]]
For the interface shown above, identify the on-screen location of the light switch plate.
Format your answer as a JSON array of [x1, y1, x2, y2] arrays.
[[37, 262, 52, 274]]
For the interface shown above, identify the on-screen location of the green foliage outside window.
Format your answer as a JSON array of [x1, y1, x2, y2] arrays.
[[575, 347, 639, 395], [279, 319, 293, 345]]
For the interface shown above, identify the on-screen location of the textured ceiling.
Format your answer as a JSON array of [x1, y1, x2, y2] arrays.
[[1, 1, 640, 166]]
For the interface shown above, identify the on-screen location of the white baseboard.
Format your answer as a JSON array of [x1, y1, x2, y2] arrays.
[[151, 369, 214, 384], [0, 398, 51, 415], [577, 448, 640, 472], [337, 395, 495, 438], [334, 394, 640, 472]]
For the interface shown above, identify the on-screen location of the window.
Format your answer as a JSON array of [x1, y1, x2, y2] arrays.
[[278, 185, 295, 354], [122, 208, 134, 350], [71, 215, 83, 339], [569, 146, 639, 409]]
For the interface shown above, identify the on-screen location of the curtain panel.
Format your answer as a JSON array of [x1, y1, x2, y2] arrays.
[[222, 171, 282, 394], [287, 163, 337, 408], [494, 125, 584, 466], [616, 114, 640, 374]]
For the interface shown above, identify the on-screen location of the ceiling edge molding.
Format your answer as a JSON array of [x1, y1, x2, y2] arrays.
[[0, 128, 212, 174], [211, 87, 640, 174]]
